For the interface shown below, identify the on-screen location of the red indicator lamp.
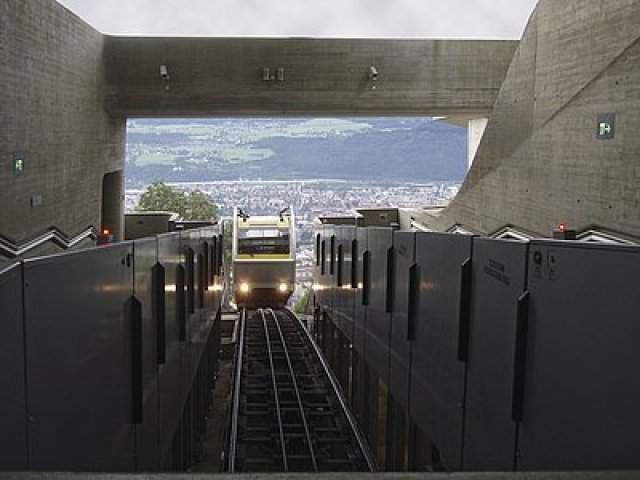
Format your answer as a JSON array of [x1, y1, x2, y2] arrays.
[[97, 227, 115, 246], [553, 222, 576, 240]]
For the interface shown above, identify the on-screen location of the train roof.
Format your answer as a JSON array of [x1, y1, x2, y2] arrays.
[[235, 215, 291, 228]]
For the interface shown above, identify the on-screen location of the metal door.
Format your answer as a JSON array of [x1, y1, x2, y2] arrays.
[[463, 238, 528, 471], [336, 226, 356, 341], [157, 232, 187, 461], [389, 231, 415, 411], [133, 237, 161, 470], [24, 244, 135, 470], [518, 240, 640, 470], [353, 228, 368, 356], [410, 231, 472, 469], [363, 227, 394, 383], [0, 263, 28, 469]]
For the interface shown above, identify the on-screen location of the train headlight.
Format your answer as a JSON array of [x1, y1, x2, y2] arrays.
[[239, 282, 250, 293], [278, 282, 288, 293]]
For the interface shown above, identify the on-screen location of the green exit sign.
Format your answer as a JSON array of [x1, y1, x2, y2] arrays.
[[596, 113, 615, 140], [12, 153, 26, 174]]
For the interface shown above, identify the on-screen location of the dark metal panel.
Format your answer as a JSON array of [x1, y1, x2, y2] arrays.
[[314, 225, 326, 309], [463, 238, 528, 471], [334, 226, 344, 329], [133, 237, 160, 470], [24, 244, 135, 471], [182, 231, 214, 387], [313, 226, 325, 309], [206, 232, 223, 313], [333, 226, 345, 332], [328, 226, 339, 326], [0, 263, 28, 469], [327, 226, 336, 315], [363, 227, 393, 383], [157, 232, 187, 461], [318, 226, 333, 311], [518, 241, 640, 470], [410, 231, 472, 469], [337, 226, 356, 342], [353, 227, 368, 356], [313, 225, 324, 306], [389, 231, 415, 411]]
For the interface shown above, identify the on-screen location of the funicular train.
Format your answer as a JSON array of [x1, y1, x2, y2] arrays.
[[232, 206, 296, 308]]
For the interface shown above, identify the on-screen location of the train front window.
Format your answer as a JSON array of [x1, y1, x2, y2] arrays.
[[238, 227, 290, 255]]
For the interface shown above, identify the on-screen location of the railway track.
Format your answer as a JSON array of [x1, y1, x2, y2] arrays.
[[226, 308, 374, 472]]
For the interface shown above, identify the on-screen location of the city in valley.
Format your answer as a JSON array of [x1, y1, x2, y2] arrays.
[[125, 179, 460, 300]]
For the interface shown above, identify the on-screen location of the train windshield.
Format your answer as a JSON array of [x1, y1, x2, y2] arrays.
[[237, 227, 290, 255]]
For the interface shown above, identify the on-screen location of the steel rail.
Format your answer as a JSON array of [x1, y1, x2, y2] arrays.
[[259, 308, 289, 471], [267, 308, 319, 472], [284, 307, 376, 472], [228, 308, 246, 472]]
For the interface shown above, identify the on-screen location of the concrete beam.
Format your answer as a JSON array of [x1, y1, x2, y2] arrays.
[[104, 37, 517, 117]]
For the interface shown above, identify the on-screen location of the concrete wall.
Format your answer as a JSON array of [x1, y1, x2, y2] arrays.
[[6, 0, 638, 254], [421, 0, 640, 239], [0, 0, 125, 257], [104, 37, 517, 117]]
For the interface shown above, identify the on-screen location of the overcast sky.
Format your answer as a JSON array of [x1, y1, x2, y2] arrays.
[[55, 0, 538, 38]]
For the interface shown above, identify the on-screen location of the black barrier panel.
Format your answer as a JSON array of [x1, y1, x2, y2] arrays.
[[330, 234, 336, 275], [337, 244, 344, 287], [313, 227, 323, 307], [152, 263, 167, 365], [185, 247, 195, 314], [326, 226, 335, 313], [353, 228, 368, 356], [197, 253, 205, 309], [518, 241, 640, 470], [330, 226, 342, 327], [133, 238, 161, 470], [318, 226, 333, 310], [463, 238, 528, 471], [389, 231, 415, 411], [217, 233, 223, 277], [210, 236, 217, 285], [0, 263, 28, 469], [321, 240, 326, 277], [316, 233, 321, 266], [363, 227, 394, 383], [24, 244, 135, 471], [203, 242, 209, 289], [157, 233, 188, 462], [182, 231, 214, 389], [410, 232, 473, 469]]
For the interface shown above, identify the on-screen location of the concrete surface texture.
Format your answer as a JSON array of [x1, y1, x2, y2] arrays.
[[0, 0, 516, 259], [3, 0, 639, 256], [104, 37, 517, 117], [0, 0, 125, 254], [419, 0, 640, 238]]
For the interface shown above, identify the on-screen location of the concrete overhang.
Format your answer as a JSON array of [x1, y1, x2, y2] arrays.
[[103, 37, 518, 117]]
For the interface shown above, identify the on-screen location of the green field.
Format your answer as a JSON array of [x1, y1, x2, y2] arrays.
[[218, 147, 274, 163], [135, 153, 178, 166]]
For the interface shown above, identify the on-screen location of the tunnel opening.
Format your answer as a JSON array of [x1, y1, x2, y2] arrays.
[[125, 116, 467, 296], [123, 116, 468, 473], [101, 169, 124, 240]]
